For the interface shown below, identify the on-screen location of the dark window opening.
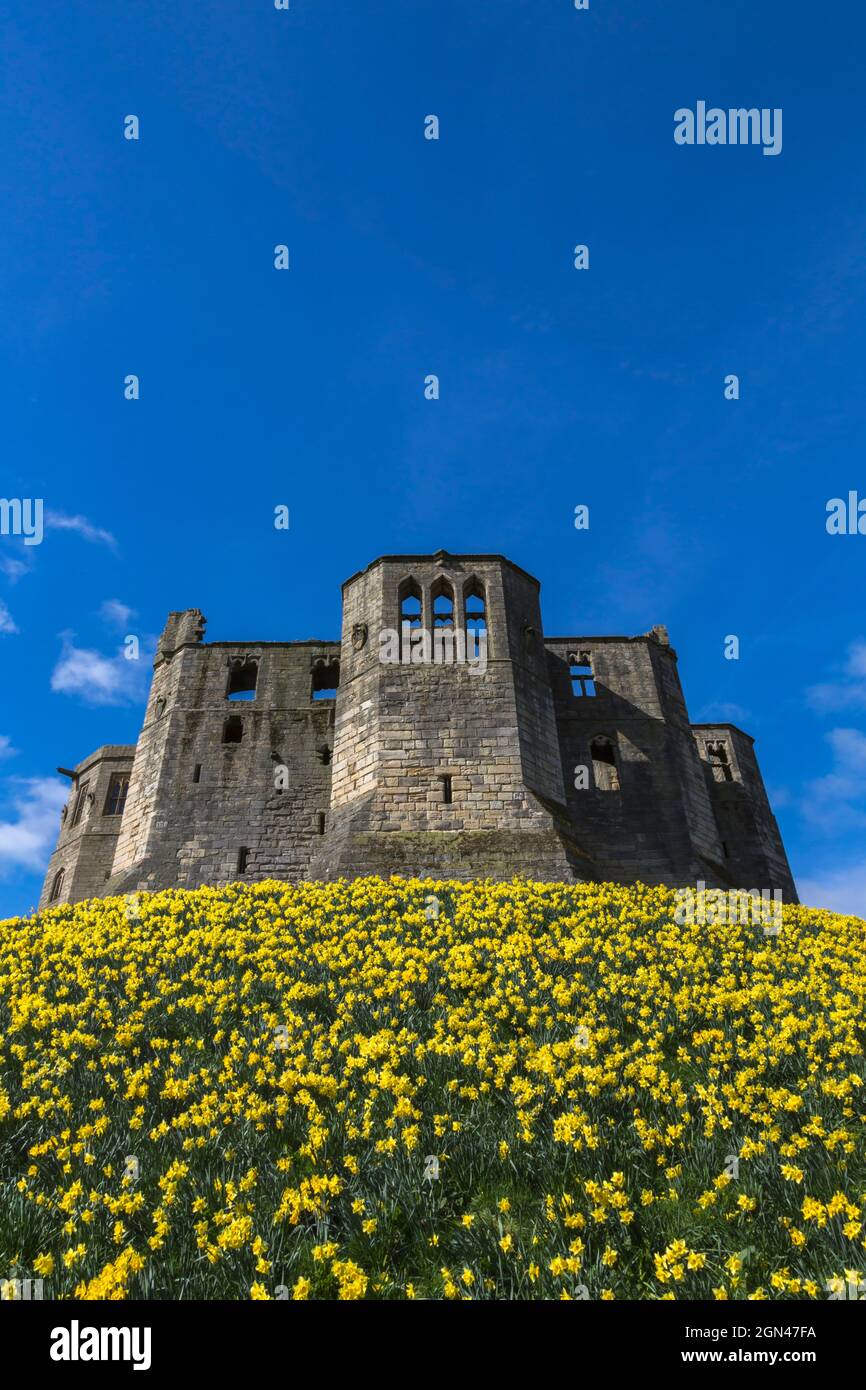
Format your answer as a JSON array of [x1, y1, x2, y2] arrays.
[[317, 745, 331, 765], [193, 764, 202, 783], [226, 659, 258, 702], [569, 651, 596, 698], [223, 716, 243, 745], [707, 741, 733, 783], [70, 780, 90, 827], [49, 868, 65, 902], [311, 658, 340, 702], [721, 841, 729, 858], [591, 737, 620, 792], [237, 846, 249, 875], [103, 772, 130, 816], [440, 774, 453, 805], [317, 812, 326, 835]]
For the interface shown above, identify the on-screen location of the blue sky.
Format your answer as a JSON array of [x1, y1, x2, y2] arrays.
[[1, 0, 865, 918]]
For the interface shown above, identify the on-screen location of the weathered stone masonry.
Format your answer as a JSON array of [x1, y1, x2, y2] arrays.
[[40, 551, 798, 907]]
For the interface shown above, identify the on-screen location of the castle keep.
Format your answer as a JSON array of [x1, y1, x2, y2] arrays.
[[40, 551, 797, 908]]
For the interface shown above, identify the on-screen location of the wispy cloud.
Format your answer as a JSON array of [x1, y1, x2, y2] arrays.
[[0, 551, 30, 582], [99, 598, 136, 630], [806, 639, 866, 712], [796, 861, 866, 920], [45, 510, 117, 550], [800, 726, 866, 832], [0, 736, 17, 761], [0, 776, 68, 877], [694, 701, 751, 725], [50, 633, 150, 707], [0, 600, 18, 634]]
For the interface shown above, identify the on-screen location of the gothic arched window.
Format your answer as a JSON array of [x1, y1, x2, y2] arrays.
[[70, 780, 90, 828], [464, 579, 487, 638], [431, 578, 455, 630], [398, 578, 423, 660], [49, 868, 65, 902]]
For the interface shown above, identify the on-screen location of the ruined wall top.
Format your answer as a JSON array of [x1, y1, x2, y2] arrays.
[[156, 609, 207, 664]]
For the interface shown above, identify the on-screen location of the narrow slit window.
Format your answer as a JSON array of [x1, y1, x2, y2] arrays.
[[237, 847, 249, 875], [440, 774, 453, 805], [193, 764, 202, 783], [70, 780, 90, 827], [223, 716, 243, 745], [49, 868, 65, 902], [317, 812, 326, 835], [103, 772, 130, 816]]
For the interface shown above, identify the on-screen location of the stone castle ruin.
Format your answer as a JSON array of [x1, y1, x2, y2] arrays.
[[40, 551, 797, 908]]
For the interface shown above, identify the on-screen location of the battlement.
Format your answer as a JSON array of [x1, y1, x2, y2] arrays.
[[39, 552, 797, 907]]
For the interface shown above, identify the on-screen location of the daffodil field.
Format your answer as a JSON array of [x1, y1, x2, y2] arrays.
[[0, 877, 864, 1301]]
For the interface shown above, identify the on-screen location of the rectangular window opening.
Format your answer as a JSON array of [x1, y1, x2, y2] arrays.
[[103, 772, 130, 817], [227, 660, 258, 702], [570, 662, 596, 698], [440, 774, 453, 805]]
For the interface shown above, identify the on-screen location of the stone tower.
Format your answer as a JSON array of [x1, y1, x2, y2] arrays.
[[309, 551, 580, 880]]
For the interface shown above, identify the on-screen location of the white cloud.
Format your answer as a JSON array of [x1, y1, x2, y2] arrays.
[[0, 736, 16, 760], [845, 640, 866, 677], [45, 510, 117, 550], [0, 552, 30, 581], [694, 701, 751, 725], [806, 639, 866, 711], [50, 634, 149, 707], [0, 776, 68, 877], [765, 783, 791, 808], [796, 862, 866, 919], [801, 727, 866, 831], [0, 600, 18, 634], [99, 599, 136, 630]]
